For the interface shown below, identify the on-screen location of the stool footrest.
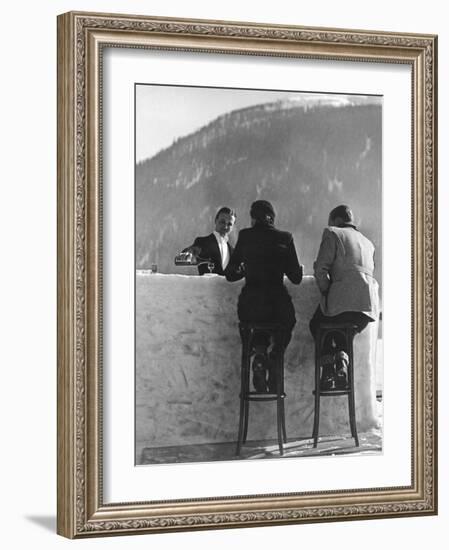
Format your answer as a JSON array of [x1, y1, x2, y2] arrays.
[[243, 394, 286, 402], [313, 389, 351, 396]]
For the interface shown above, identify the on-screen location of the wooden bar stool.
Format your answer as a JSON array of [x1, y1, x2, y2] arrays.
[[236, 322, 287, 456], [312, 322, 359, 448]]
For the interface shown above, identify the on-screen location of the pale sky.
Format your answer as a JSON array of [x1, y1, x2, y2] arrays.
[[135, 84, 380, 163]]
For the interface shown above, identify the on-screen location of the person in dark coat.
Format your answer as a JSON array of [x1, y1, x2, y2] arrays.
[[225, 200, 303, 392], [183, 207, 236, 275]]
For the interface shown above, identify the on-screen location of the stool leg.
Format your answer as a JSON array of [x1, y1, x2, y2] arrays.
[[243, 329, 254, 443], [275, 336, 286, 453], [271, 338, 280, 455], [312, 391, 320, 448], [243, 329, 254, 445], [236, 378, 245, 456], [277, 394, 284, 456], [281, 400, 287, 444], [236, 329, 250, 456], [312, 332, 322, 448], [242, 370, 250, 444], [348, 393, 359, 446], [236, 405, 244, 456], [279, 351, 287, 443], [347, 331, 359, 447]]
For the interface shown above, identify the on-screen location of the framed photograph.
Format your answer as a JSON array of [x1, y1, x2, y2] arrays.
[[57, 11, 437, 538]]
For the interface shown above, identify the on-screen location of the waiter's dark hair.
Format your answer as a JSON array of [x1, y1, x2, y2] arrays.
[[250, 200, 276, 226], [329, 204, 354, 224], [215, 206, 236, 221]]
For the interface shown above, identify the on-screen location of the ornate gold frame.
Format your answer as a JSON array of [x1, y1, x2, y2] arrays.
[[57, 11, 438, 538]]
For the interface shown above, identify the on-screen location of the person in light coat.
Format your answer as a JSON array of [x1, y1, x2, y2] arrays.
[[310, 204, 379, 390]]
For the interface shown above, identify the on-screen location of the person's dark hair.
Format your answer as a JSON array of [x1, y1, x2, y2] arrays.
[[250, 200, 276, 226], [215, 206, 236, 221], [329, 204, 354, 225]]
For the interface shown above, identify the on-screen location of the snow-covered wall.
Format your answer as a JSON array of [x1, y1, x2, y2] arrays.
[[136, 273, 380, 461]]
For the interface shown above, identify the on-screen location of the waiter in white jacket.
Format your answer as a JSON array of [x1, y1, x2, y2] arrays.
[[310, 204, 380, 390]]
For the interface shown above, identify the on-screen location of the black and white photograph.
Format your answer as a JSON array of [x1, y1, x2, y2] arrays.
[[135, 84, 383, 465]]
